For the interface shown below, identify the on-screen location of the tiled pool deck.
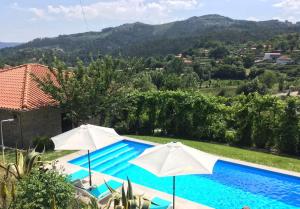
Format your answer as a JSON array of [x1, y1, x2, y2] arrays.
[[55, 136, 300, 209]]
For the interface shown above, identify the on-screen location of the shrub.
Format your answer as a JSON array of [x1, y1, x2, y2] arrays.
[[13, 169, 75, 209], [103, 91, 300, 156], [32, 136, 54, 152], [236, 80, 266, 95], [276, 98, 299, 155], [225, 130, 237, 145], [217, 89, 226, 96]]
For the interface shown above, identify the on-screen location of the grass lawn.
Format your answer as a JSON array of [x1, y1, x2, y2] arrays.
[[0, 149, 74, 164], [128, 135, 300, 173], [0, 149, 74, 177]]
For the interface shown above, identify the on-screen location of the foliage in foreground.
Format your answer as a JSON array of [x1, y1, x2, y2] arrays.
[[0, 149, 86, 209], [104, 178, 152, 209], [0, 149, 40, 208], [0, 149, 43, 180], [12, 169, 75, 209]]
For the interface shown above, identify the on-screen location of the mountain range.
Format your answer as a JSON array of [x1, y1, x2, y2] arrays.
[[0, 42, 21, 49], [1, 14, 300, 65]]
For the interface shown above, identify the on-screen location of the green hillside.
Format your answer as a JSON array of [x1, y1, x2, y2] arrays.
[[1, 14, 300, 65]]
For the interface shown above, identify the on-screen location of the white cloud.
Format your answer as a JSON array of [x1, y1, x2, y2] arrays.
[[10, 2, 50, 20], [28, 8, 46, 18], [273, 0, 300, 10], [15, 0, 202, 23], [273, 0, 300, 23]]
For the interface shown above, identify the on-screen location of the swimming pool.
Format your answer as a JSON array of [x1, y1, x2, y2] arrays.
[[69, 140, 300, 209]]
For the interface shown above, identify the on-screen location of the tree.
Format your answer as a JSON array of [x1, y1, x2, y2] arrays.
[[209, 46, 229, 60], [259, 71, 277, 89], [33, 57, 116, 126], [277, 98, 299, 154], [213, 64, 246, 80], [242, 55, 255, 68], [278, 76, 286, 91], [248, 67, 264, 79], [149, 70, 165, 89], [162, 74, 182, 90], [255, 44, 264, 56], [233, 96, 253, 147], [277, 40, 289, 52], [181, 71, 200, 89], [132, 72, 157, 91], [251, 95, 282, 149], [193, 63, 211, 80], [236, 79, 266, 95], [166, 57, 184, 74]]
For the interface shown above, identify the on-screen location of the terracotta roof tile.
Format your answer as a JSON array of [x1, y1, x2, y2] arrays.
[[0, 64, 57, 111], [277, 55, 292, 60]]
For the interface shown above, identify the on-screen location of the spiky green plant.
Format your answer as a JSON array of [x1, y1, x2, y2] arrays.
[[0, 148, 46, 209], [104, 177, 153, 209], [0, 148, 43, 180], [50, 195, 58, 209], [0, 181, 8, 208], [0, 180, 16, 209], [86, 198, 102, 209]]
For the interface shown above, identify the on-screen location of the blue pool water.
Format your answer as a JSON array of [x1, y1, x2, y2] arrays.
[[69, 140, 300, 209]]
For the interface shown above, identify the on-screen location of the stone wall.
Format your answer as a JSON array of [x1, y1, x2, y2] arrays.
[[0, 107, 62, 148], [21, 107, 62, 148], [0, 109, 21, 147]]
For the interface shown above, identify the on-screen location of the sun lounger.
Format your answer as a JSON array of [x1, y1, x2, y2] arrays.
[[73, 178, 91, 190], [74, 179, 122, 204], [150, 197, 172, 209], [89, 179, 122, 200], [68, 169, 90, 182]]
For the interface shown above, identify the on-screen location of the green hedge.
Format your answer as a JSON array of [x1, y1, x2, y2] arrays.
[[102, 91, 300, 155]]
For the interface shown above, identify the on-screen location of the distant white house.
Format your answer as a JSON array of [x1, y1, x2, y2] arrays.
[[276, 56, 293, 65], [263, 53, 281, 61], [175, 54, 182, 58], [275, 91, 299, 97]]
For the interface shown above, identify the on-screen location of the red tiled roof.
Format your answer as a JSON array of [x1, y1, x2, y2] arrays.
[[0, 64, 57, 111], [277, 55, 292, 60]]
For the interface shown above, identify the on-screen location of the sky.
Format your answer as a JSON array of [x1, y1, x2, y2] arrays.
[[1, 0, 300, 42]]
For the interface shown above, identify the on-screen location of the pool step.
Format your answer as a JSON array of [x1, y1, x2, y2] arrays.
[[94, 151, 139, 173], [70, 143, 128, 165], [106, 162, 132, 176], [90, 147, 135, 169], [106, 150, 144, 176], [99, 152, 139, 174], [89, 143, 128, 160], [79, 144, 130, 167], [82, 146, 133, 168]]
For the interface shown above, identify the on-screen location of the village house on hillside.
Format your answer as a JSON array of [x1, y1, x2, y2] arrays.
[[0, 64, 67, 148], [263, 52, 281, 61], [276, 55, 293, 65], [262, 53, 293, 65]]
